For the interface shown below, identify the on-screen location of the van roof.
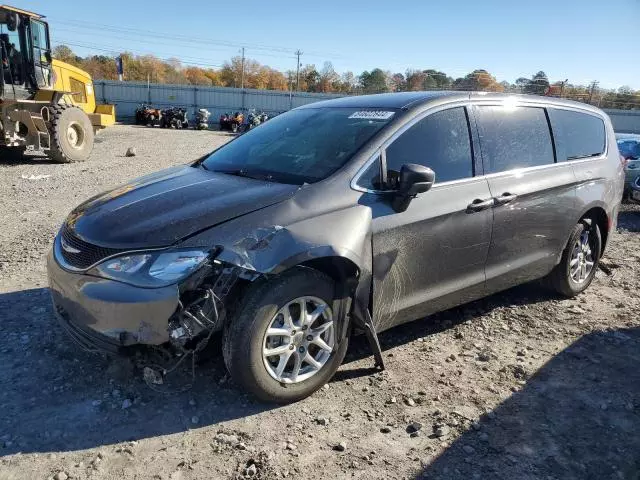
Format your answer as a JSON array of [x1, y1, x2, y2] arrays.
[[299, 91, 604, 114]]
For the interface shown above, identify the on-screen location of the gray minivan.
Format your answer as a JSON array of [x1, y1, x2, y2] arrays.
[[48, 92, 625, 402]]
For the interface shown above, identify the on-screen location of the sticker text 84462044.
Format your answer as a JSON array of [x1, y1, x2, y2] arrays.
[[348, 111, 395, 120]]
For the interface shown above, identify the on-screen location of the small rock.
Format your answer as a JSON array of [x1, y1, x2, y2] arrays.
[[112, 389, 121, 397], [463, 445, 475, 454], [188, 399, 196, 406], [125, 147, 137, 157], [477, 352, 491, 362], [91, 400, 102, 407], [315, 417, 329, 426], [387, 397, 397, 404], [236, 442, 247, 450], [333, 441, 347, 452], [54, 473, 68, 480], [350, 460, 360, 469], [404, 397, 416, 407], [121, 399, 132, 409], [434, 425, 450, 437], [245, 463, 257, 477], [567, 305, 585, 315], [407, 422, 423, 434], [479, 432, 489, 442], [191, 416, 199, 424], [321, 384, 330, 391], [380, 426, 392, 434], [285, 442, 296, 451]]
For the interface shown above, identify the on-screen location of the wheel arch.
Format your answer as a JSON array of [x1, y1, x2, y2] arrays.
[[577, 204, 610, 256]]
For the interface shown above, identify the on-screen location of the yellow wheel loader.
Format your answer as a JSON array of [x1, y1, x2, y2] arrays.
[[0, 5, 115, 163]]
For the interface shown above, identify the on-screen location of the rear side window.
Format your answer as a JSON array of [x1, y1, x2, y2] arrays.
[[385, 107, 473, 184], [548, 109, 606, 161], [476, 106, 555, 174]]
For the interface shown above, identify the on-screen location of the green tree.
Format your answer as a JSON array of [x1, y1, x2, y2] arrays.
[[359, 68, 389, 94]]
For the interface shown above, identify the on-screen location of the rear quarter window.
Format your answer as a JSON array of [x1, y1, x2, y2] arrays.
[[548, 108, 606, 161]]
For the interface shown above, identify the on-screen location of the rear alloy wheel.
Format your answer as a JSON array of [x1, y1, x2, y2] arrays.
[[546, 221, 601, 297], [48, 105, 94, 163], [223, 267, 349, 403]]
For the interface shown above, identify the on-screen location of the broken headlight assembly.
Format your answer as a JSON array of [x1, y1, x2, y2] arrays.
[[90, 250, 210, 287]]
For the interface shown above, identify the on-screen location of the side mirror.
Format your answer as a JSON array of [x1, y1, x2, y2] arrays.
[[7, 13, 19, 32], [391, 163, 435, 213]]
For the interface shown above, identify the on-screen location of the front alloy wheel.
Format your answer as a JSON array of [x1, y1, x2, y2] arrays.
[[262, 296, 335, 384], [222, 267, 349, 403]]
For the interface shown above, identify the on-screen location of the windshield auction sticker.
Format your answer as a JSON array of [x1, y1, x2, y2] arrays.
[[348, 111, 395, 120]]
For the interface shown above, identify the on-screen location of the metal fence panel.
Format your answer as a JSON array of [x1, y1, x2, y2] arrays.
[[96, 80, 343, 121], [94, 81, 640, 133], [604, 109, 640, 134]]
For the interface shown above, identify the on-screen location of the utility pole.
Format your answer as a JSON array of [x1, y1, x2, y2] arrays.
[[294, 49, 302, 92], [560, 78, 568, 97], [588, 80, 599, 104], [240, 47, 245, 89]]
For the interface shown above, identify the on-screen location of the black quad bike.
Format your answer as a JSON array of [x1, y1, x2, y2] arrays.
[[160, 107, 189, 129]]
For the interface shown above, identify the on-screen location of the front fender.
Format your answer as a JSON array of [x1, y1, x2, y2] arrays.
[[180, 201, 374, 327]]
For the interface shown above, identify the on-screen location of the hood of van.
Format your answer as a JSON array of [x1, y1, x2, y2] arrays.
[[65, 165, 298, 248]]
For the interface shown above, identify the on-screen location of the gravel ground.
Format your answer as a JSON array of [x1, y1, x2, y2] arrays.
[[1, 125, 640, 480]]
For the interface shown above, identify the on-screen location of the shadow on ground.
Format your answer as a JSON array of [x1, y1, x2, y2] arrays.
[[618, 208, 640, 232], [415, 327, 640, 480], [340, 281, 556, 375], [0, 281, 562, 456], [0, 288, 277, 456]]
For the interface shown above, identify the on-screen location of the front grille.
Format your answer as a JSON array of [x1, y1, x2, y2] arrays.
[[59, 225, 124, 270]]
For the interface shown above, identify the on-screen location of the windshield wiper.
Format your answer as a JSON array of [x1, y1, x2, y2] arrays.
[[213, 168, 274, 181]]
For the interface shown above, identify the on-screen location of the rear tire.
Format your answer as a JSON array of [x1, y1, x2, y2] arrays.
[[222, 267, 349, 403], [545, 221, 601, 297], [48, 105, 94, 163]]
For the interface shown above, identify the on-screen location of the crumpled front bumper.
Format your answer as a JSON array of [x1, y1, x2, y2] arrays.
[[47, 247, 179, 353]]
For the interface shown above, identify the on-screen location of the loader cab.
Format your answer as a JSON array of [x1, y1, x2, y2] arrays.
[[0, 5, 52, 100]]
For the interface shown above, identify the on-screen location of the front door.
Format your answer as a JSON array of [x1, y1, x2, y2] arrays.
[[473, 103, 578, 294], [29, 19, 51, 89], [357, 105, 494, 332]]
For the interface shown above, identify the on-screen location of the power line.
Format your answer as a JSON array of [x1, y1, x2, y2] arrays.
[[53, 26, 298, 62], [48, 17, 343, 59], [53, 40, 226, 69]]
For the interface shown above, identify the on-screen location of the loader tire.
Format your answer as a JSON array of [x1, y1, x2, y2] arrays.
[[48, 105, 94, 163]]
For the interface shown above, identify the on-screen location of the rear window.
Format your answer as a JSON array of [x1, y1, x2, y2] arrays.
[[476, 106, 555, 174], [548, 108, 606, 161]]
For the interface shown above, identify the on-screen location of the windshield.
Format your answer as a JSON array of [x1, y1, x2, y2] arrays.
[[201, 107, 397, 184]]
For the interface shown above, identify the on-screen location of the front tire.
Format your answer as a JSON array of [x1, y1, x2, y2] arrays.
[[546, 221, 601, 297], [48, 105, 94, 163], [222, 267, 349, 403]]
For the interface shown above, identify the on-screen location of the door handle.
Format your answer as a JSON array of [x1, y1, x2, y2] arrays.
[[494, 193, 518, 206], [467, 198, 495, 212]]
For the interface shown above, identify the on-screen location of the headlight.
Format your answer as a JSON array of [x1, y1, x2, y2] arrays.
[[91, 249, 209, 287]]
